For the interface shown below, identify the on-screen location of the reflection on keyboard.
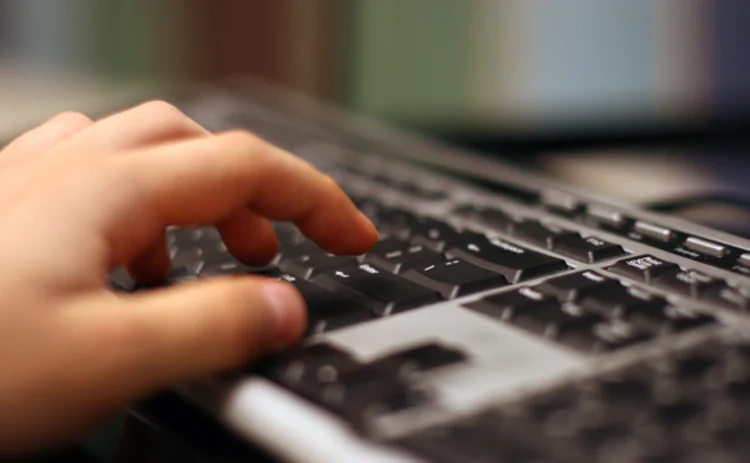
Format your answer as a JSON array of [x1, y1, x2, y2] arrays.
[[110, 141, 750, 462]]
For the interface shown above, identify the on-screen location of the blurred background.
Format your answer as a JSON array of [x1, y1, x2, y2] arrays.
[[3, 1, 750, 461], [2, 0, 750, 209], [1, 1, 749, 142]]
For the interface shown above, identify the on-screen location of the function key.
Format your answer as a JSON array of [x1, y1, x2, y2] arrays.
[[553, 234, 627, 263], [586, 205, 630, 231], [683, 237, 727, 258], [536, 271, 621, 302], [608, 255, 679, 283], [632, 221, 676, 243], [652, 268, 724, 298], [738, 253, 750, 268], [540, 190, 584, 216]]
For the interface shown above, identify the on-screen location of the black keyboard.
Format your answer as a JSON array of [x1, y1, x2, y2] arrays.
[[110, 88, 750, 462]]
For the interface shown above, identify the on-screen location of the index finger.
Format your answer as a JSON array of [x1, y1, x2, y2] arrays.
[[103, 130, 378, 263]]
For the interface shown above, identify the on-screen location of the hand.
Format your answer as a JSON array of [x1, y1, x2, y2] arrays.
[[0, 101, 377, 455]]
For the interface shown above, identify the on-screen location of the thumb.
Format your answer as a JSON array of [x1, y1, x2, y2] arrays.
[[88, 277, 306, 395]]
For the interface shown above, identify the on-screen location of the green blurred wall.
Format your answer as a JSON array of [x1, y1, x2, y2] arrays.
[[346, 0, 470, 126]]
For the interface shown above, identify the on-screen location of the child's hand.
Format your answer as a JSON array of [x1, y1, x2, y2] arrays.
[[0, 101, 377, 455]]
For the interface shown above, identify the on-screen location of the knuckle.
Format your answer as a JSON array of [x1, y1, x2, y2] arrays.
[[51, 111, 92, 128], [137, 99, 189, 126], [220, 129, 264, 149]]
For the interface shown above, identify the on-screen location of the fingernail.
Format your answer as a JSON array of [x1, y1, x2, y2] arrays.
[[263, 282, 307, 344]]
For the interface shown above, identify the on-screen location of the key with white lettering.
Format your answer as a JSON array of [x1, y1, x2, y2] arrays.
[[445, 233, 568, 283], [463, 287, 558, 321], [535, 271, 621, 302], [608, 255, 679, 283], [401, 257, 508, 298], [311, 263, 443, 316]]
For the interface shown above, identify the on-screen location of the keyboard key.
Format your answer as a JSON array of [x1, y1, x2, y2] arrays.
[[277, 239, 322, 260], [553, 234, 627, 263], [633, 221, 676, 242], [563, 320, 653, 352], [377, 208, 419, 239], [257, 343, 360, 389], [511, 305, 604, 339], [585, 372, 652, 401], [312, 263, 443, 316], [705, 286, 750, 312], [171, 247, 205, 275], [453, 205, 514, 232], [410, 218, 460, 251], [200, 261, 280, 277], [351, 195, 383, 215], [170, 226, 221, 247], [510, 219, 573, 249], [579, 285, 667, 319], [395, 182, 447, 201], [445, 233, 568, 283], [279, 274, 375, 335], [110, 266, 135, 292], [586, 205, 631, 231], [683, 237, 727, 258], [280, 252, 360, 279], [629, 305, 717, 334], [652, 268, 724, 298], [315, 363, 430, 428], [371, 342, 468, 377], [401, 257, 508, 299], [398, 414, 547, 463], [274, 222, 305, 246], [650, 397, 703, 426], [363, 237, 440, 273], [536, 271, 620, 302], [541, 190, 584, 216], [651, 352, 717, 380], [738, 253, 750, 268], [464, 287, 558, 321], [608, 255, 679, 283]]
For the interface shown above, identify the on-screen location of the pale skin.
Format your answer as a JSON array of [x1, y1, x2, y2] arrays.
[[0, 101, 378, 456]]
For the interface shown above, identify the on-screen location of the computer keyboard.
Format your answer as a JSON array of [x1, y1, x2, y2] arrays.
[[110, 87, 750, 462]]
